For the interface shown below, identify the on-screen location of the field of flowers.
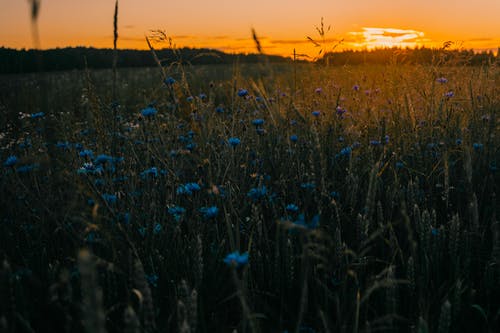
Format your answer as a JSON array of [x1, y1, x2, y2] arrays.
[[0, 61, 499, 332]]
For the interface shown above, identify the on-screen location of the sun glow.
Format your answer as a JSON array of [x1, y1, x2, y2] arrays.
[[349, 27, 426, 49]]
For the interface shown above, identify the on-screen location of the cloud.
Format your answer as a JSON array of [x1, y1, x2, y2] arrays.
[[347, 27, 426, 49]]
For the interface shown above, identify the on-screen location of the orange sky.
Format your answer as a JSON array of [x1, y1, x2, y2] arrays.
[[1, 0, 499, 57]]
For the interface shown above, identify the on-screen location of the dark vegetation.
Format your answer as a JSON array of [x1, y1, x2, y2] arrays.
[[0, 46, 497, 74], [0, 60, 499, 332]]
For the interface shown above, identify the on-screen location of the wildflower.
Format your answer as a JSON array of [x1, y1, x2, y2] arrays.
[[3, 155, 18, 167], [140, 167, 159, 178], [436, 77, 448, 84], [384, 135, 390, 144], [336, 106, 346, 115], [176, 182, 201, 195], [445, 91, 454, 98], [286, 204, 299, 213], [141, 107, 158, 117], [312, 110, 321, 117], [79, 149, 94, 158], [237, 89, 248, 97], [164, 77, 176, 85], [353, 84, 360, 91], [16, 164, 38, 173], [102, 193, 117, 204], [199, 93, 207, 99], [369, 140, 381, 146], [290, 134, 298, 142], [455, 139, 462, 145], [223, 251, 249, 268], [168, 206, 186, 222], [94, 154, 113, 165], [252, 118, 264, 126], [314, 87, 322, 94], [247, 186, 267, 201], [215, 106, 224, 113], [340, 146, 352, 156], [153, 223, 162, 234], [228, 137, 241, 147], [186, 96, 194, 102], [473, 143, 483, 151], [330, 191, 340, 199], [30, 112, 45, 119], [199, 206, 219, 219]]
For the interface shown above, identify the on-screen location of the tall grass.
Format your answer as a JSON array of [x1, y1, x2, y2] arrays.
[[0, 6, 499, 333]]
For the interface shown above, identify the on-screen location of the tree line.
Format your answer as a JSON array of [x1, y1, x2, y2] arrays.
[[0, 46, 497, 74]]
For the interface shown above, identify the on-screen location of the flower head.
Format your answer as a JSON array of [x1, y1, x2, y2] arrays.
[[228, 137, 241, 147], [141, 107, 158, 117], [199, 206, 219, 219], [237, 89, 248, 97], [4, 155, 18, 167], [223, 251, 249, 268], [252, 118, 264, 126]]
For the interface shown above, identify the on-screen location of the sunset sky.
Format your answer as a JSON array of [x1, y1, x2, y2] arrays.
[[0, 0, 499, 57]]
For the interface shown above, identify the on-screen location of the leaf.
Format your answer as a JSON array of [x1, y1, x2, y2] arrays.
[[471, 304, 488, 323]]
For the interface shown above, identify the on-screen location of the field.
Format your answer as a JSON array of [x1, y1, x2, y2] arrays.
[[0, 60, 499, 333]]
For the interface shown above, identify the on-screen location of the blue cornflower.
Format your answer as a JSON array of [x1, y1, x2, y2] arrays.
[[140, 167, 159, 178], [340, 146, 352, 156], [199, 93, 207, 99], [164, 77, 176, 85], [215, 106, 224, 113], [286, 204, 299, 213], [79, 149, 94, 158], [353, 84, 360, 91], [168, 206, 186, 222], [252, 118, 264, 126], [237, 89, 248, 97], [16, 164, 38, 173], [223, 251, 249, 268], [290, 134, 298, 142], [473, 143, 483, 151], [436, 77, 448, 84], [153, 223, 162, 234], [445, 91, 454, 98], [199, 206, 219, 219], [4, 155, 18, 167], [228, 137, 241, 147], [30, 112, 45, 119], [247, 186, 267, 201], [314, 87, 322, 94], [312, 110, 321, 117], [94, 154, 113, 165], [186, 96, 194, 102], [176, 182, 201, 195], [102, 193, 117, 204], [141, 107, 158, 117], [456, 139, 462, 145], [369, 140, 381, 146]]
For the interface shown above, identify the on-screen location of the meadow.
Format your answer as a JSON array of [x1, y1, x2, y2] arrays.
[[0, 58, 499, 333]]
